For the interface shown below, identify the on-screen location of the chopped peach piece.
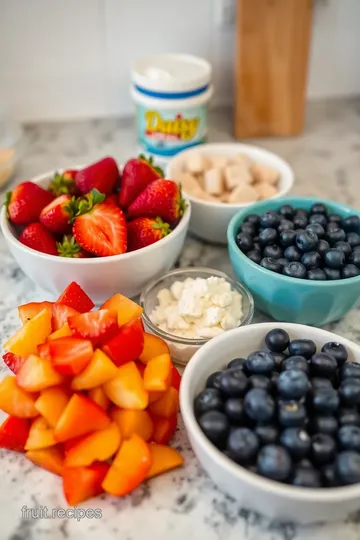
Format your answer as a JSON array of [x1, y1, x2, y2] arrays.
[[25, 417, 57, 450], [151, 415, 177, 444], [18, 301, 53, 324], [71, 349, 118, 391], [35, 387, 70, 428], [111, 409, 153, 441], [47, 323, 72, 341], [17, 354, 65, 392], [101, 293, 143, 326], [26, 445, 64, 475], [146, 443, 184, 479], [143, 353, 172, 392], [0, 376, 38, 418], [65, 422, 121, 467], [149, 387, 179, 418], [3, 308, 52, 358], [62, 462, 109, 505], [87, 387, 110, 411], [103, 361, 148, 410], [138, 333, 169, 364]]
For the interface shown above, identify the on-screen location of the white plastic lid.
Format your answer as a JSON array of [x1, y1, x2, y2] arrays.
[[132, 54, 212, 93]]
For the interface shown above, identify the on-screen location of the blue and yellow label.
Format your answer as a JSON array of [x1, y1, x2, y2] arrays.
[[135, 105, 207, 157]]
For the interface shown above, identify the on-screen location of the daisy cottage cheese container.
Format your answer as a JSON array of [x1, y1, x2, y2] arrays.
[[131, 54, 213, 159]]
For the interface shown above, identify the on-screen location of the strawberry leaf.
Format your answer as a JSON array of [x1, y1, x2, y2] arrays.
[[177, 183, 187, 217], [48, 172, 77, 196], [4, 191, 12, 218], [90, 189, 106, 205], [139, 154, 164, 178], [67, 189, 106, 222], [57, 235, 82, 258]]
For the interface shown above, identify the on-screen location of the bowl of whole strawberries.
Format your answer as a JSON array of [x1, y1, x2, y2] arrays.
[[1, 156, 190, 303]]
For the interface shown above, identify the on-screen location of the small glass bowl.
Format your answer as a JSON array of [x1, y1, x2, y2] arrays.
[[140, 267, 254, 368]]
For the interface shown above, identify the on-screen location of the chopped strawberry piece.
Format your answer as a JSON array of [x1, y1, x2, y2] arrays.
[[62, 462, 109, 505], [0, 416, 30, 452], [68, 309, 118, 346], [49, 337, 93, 376], [151, 414, 177, 445], [170, 365, 181, 391], [127, 217, 170, 251], [75, 157, 120, 195], [2, 352, 26, 374], [39, 194, 72, 234], [102, 317, 144, 366], [19, 223, 58, 255], [37, 342, 51, 360], [6, 181, 54, 225], [56, 282, 94, 313], [18, 301, 53, 324], [128, 179, 185, 223], [149, 387, 179, 418], [119, 156, 163, 208], [52, 303, 79, 331]]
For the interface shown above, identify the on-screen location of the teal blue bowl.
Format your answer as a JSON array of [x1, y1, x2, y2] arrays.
[[227, 196, 360, 326]]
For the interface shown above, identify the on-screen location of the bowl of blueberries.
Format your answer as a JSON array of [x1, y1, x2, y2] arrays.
[[227, 197, 360, 326], [180, 322, 360, 523]]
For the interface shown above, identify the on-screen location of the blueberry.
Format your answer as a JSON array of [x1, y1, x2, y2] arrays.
[[308, 268, 327, 280], [310, 203, 327, 215], [321, 463, 338, 487], [198, 410, 229, 448], [244, 388, 275, 423], [246, 350, 275, 375], [327, 222, 339, 233], [324, 248, 345, 269], [245, 214, 261, 227], [236, 232, 253, 253], [281, 428, 311, 460], [338, 408, 360, 427], [271, 352, 287, 370], [278, 370, 310, 400], [321, 342, 348, 367], [219, 369, 248, 398], [308, 415, 338, 436], [270, 371, 280, 392], [310, 353, 337, 378], [295, 230, 319, 253], [206, 371, 223, 390], [241, 223, 257, 237], [247, 250, 262, 265], [295, 209, 309, 219], [312, 387, 339, 414], [284, 245, 302, 262], [310, 433, 336, 466], [338, 379, 360, 406], [227, 427, 259, 464], [261, 211, 280, 229], [311, 377, 333, 390], [253, 241, 261, 252], [298, 458, 313, 469], [335, 451, 360, 485], [277, 257, 288, 268], [342, 215, 360, 234], [293, 216, 308, 229], [249, 375, 272, 392], [349, 250, 360, 268], [309, 213, 327, 227], [255, 425, 279, 445], [283, 262, 307, 279], [340, 363, 360, 380], [194, 388, 224, 417], [259, 228, 277, 246], [347, 232, 360, 249], [263, 244, 283, 259], [224, 398, 244, 423], [282, 356, 309, 374], [292, 467, 321, 487], [338, 425, 360, 452], [227, 357, 246, 371], [328, 213, 342, 224], [279, 204, 294, 219], [257, 445, 292, 481], [341, 264, 360, 278], [317, 239, 330, 256], [334, 241, 352, 259], [326, 228, 346, 245], [323, 267, 341, 280], [301, 251, 322, 269], [289, 339, 316, 359], [280, 230, 297, 248], [278, 220, 294, 233], [265, 328, 289, 353], [278, 400, 307, 428], [306, 223, 325, 238], [260, 257, 283, 273]]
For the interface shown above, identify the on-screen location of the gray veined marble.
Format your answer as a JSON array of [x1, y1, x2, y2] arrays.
[[0, 99, 360, 540]]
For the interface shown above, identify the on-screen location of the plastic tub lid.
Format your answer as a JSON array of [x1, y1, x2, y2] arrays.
[[132, 54, 212, 94]]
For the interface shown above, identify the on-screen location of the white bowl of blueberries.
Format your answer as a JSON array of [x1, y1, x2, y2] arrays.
[[180, 322, 360, 523]]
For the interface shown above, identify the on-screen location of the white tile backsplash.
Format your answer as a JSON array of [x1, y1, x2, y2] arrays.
[[0, 0, 360, 121]]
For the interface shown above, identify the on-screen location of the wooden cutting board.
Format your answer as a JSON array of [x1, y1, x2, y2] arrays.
[[235, 0, 313, 138]]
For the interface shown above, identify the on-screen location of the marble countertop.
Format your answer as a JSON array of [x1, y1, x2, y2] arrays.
[[1, 99, 360, 540]]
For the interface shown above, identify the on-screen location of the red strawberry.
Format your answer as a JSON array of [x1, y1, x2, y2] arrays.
[[68, 309, 118, 345], [72, 191, 127, 257], [119, 155, 164, 208], [2, 352, 26, 374], [57, 235, 89, 258], [39, 194, 72, 234], [56, 282, 94, 313], [5, 182, 54, 225], [127, 179, 185, 223], [127, 217, 171, 251], [104, 194, 119, 206], [19, 223, 58, 255], [75, 157, 120, 195], [48, 170, 79, 197]]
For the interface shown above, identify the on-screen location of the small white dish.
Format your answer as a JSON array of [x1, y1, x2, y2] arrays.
[[167, 143, 294, 244], [180, 322, 360, 524], [0, 169, 191, 304]]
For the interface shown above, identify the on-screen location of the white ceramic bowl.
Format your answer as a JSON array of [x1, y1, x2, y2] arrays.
[[167, 143, 294, 244], [1, 170, 191, 304], [180, 322, 360, 524]]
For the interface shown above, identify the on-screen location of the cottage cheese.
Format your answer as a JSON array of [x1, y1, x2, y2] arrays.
[[150, 276, 243, 339]]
